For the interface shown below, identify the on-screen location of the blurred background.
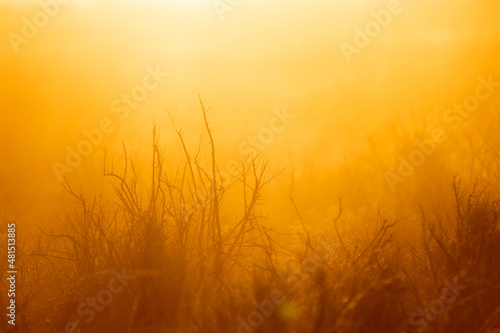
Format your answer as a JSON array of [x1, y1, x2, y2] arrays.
[[1, 0, 499, 233]]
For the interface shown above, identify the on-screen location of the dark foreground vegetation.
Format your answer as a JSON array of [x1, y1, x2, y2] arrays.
[[2, 101, 500, 333]]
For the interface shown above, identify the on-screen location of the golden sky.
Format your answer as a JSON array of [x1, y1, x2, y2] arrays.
[[1, 0, 499, 226]]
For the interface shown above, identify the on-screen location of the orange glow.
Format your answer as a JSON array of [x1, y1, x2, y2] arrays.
[[1, 0, 500, 332]]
